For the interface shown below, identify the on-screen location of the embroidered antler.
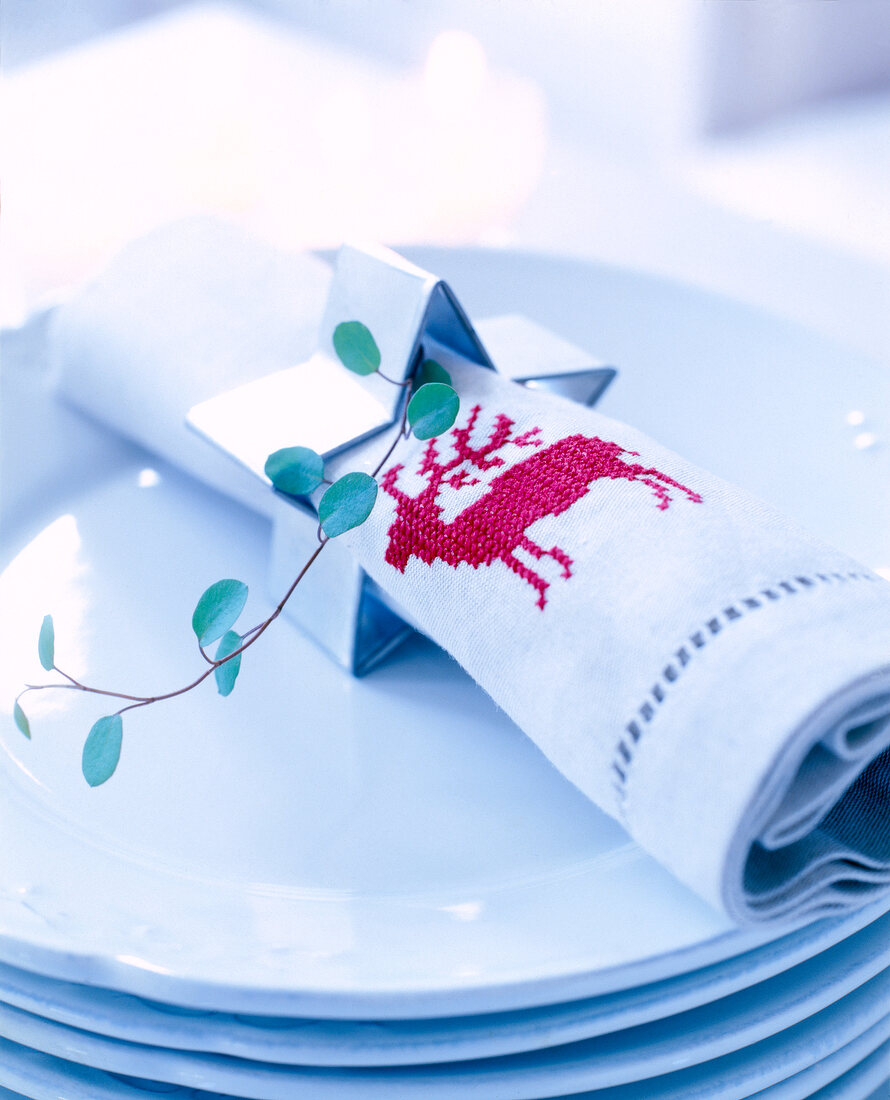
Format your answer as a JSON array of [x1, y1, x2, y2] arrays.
[[381, 407, 702, 610], [390, 405, 526, 501], [379, 463, 411, 504], [450, 405, 514, 470]]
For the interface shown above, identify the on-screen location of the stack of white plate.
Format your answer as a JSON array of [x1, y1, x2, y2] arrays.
[[0, 898, 889, 1098], [1, 249, 888, 1099]]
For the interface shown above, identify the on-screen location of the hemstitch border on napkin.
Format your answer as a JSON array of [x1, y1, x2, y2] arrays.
[[611, 570, 881, 810]]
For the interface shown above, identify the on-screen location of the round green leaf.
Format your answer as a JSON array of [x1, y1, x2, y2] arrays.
[[38, 614, 54, 671], [13, 701, 30, 740], [332, 321, 381, 376], [407, 383, 460, 441], [416, 358, 451, 387], [318, 472, 378, 538], [214, 630, 242, 697], [82, 714, 123, 787], [192, 579, 248, 646], [264, 446, 325, 496]]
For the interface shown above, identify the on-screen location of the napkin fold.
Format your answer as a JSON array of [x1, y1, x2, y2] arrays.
[[52, 219, 890, 925]]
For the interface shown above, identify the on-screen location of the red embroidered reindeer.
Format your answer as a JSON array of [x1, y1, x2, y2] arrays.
[[382, 405, 702, 609]]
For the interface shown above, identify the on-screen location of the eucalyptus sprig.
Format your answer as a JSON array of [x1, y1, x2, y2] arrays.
[[13, 322, 459, 786]]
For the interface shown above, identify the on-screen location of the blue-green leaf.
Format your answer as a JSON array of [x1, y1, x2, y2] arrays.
[[318, 472, 378, 537], [264, 446, 325, 497], [407, 383, 460, 441], [38, 614, 54, 671], [416, 358, 451, 387], [192, 580, 248, 646], [332, 321, 380, 376], [82, 715, 123, 787], [13, 702, 30, 740], [214, 630, 242, 697]]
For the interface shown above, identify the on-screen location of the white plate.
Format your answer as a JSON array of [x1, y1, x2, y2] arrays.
[[2, 969, 890, 1100], [0, 248, 888, 1019], [2, 904, 890, 1093], [814, 1051, 888, 1100], [0, 1040, 886, 1100], [735, 1020, 890, 1100], [800, 1040, 890, 1100], [0, 903, 884, 1067]]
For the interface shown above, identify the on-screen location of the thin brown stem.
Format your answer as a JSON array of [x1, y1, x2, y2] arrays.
[[115, 536, 331, 715], [371, 394, 411, 479], [114, 666, 220, 715], [18, 390, 416, 726], [377, 370, 411, 388], [25, 681, 151, 703], [21, 539, 329, 717], [53, 665, 84, 688]]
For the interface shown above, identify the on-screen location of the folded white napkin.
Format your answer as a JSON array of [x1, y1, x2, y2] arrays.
[[53, 220, 890, 925], [49, 218, 333, 518]]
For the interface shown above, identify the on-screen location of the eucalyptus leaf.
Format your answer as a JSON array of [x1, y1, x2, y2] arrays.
[[332, 321, 381, 376], [407, 382, 460, 441], [82, 714, 123, 787], [38, 614, 54, 671], [192, 579, 248, 646], [417, 358, 451, 387], [214, 630, 242, 697], [318, 472, 378, 538], [13, 702, 30, 740], [264, 446, 325, 497]]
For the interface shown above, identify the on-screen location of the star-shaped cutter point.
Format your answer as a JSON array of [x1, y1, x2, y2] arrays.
[[188, 244, 617, 674]]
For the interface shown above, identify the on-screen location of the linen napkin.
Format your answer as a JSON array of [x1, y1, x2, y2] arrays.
[[52, 220, 890, 925]]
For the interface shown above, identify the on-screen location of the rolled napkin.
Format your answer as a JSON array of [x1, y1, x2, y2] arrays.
[[339, 360, 890, 925], [48, 217, 333, 518], [53, 220, 890, 925]]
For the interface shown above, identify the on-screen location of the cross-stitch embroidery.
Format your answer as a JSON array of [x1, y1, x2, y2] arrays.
[[382, 405, 703, 608]]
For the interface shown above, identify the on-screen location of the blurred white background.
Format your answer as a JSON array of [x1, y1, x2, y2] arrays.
[[2, 0, 889, 359]]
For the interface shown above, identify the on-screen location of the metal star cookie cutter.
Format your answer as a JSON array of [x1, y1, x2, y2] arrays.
[[188, 244, 616, 674]]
